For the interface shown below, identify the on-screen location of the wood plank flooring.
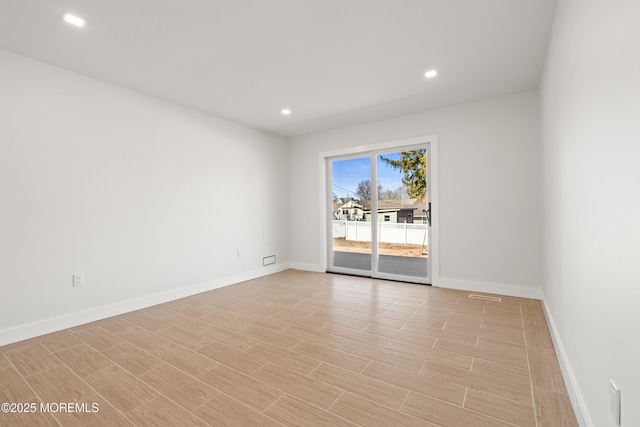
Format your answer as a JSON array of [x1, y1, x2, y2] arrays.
[[0, 270, 578, 426]]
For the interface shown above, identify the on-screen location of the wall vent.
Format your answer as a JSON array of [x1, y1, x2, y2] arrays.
[[263, 255, 276, 266], [468, 294, 502, 302]]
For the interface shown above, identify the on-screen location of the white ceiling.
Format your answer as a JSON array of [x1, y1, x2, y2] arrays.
[[0, 0, 557, 137]]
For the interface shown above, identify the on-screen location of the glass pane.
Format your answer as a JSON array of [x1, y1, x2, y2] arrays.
[[331, 157, 372, 271], [376, 150, 428, 278]]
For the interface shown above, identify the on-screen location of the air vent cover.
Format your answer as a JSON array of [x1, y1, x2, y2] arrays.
[[468, 294, 501, 302]]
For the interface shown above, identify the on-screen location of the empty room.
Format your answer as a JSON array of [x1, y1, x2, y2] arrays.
[[1, 0, 638, 426]]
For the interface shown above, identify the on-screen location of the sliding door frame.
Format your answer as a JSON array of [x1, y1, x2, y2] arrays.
[[320, 135, 439, 284]]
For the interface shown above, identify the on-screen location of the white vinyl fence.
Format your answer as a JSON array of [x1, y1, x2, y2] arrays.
[[333, 220, 428, 245]]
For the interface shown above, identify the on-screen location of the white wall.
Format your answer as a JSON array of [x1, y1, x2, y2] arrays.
[[289, 91, 543, 297], [0, 49, 289, 344], [540, 0, 640, 425]]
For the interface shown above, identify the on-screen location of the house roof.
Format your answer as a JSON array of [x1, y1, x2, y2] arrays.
[[360, 199, 419, 211]]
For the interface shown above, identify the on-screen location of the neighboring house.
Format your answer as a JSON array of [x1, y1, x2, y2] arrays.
[[413, 199, 429, 224], [333, 199, 366, 220], [361, 199, 421, 223], [334, 198, 429, 223]]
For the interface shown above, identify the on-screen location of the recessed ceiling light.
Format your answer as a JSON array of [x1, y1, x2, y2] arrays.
[[281, 109, 292, 116], [63, 13, 85, 27], [424, 70, 438, 79]]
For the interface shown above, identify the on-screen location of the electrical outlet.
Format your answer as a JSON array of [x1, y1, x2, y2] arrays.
[[72, 273, 84, 287], [610, 379, 621, 425]]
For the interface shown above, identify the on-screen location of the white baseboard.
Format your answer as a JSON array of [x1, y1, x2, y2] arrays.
[[289, 262, 325, 273], [434, 277, 544, 300], [540, 296, 592, 427], [0, 263, 290, 347]]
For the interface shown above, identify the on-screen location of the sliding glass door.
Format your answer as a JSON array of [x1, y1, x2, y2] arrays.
[[375, 149, 429, 279], [330, 156, 372, 272], [328, 144, 431, 284]]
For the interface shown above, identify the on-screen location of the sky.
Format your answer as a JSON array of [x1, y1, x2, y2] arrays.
[[332, 153, 404, 200]]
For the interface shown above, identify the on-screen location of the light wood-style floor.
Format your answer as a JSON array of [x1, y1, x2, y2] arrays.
[[0, 270, 578, 426]]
